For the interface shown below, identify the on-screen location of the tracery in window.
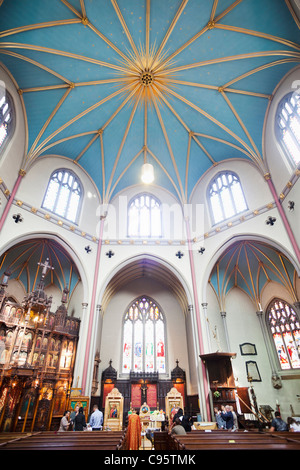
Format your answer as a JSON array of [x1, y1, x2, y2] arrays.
[[42, 169, 82, 223], [122, 296, 166, 374], [267, 299, 300, 370], [0, 87, 14, 151], [277, 92, 300, 166], [128, 194, 162, 238], [208, 171, 247, 224]]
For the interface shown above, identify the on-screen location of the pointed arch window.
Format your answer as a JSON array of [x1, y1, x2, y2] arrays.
[[0, 86, 14, 152], [267, 299, 300, 370], [276, 92, 300, 167], [122, 296, 166, 374], [128, 194, 162, 238], [42, 169, 82, 223], [208, 171, 247, 224]]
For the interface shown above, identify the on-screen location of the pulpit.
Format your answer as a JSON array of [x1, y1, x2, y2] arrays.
[[103, 387, 123, 431], [165, 387, 184, 425]]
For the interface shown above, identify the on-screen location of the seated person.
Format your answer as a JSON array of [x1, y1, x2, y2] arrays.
[[171, 418, 187, 435]]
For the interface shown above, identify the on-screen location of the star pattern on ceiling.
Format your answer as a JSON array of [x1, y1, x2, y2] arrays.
[[0, 0, 300, 204]]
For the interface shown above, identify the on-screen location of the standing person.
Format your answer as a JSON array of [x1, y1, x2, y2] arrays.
[[230, 406, 238, 431], [127, 409, 142, 450], [214, 407, 226, 429], [74, 406, 86, 431], [89, 404, 103, 431], [221, 405, 234, 430], [59, 410, 70, 431], [70, 405, 79, 431], [269, 411, 288, 432]]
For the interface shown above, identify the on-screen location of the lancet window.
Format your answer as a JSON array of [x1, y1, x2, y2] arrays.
[[128, 194, 162, 238], [0, 87, 14, 152], [276, 92, 300, 167], [122, 296, 166, 374], [42, 169, 82, 223], [267, 299, 300, 370], [208, 171, 247, 224]]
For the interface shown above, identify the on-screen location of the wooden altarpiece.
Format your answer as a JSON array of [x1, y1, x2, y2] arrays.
[[103, 387, 123, 431], [165, 387, 184, 424]]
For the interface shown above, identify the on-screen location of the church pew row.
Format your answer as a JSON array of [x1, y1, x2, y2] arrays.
[[0, 430, 127, 451], [167, 431, 300, 451]]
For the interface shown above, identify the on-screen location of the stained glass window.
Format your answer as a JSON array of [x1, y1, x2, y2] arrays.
[[128, 194, 162, 237], [122, 296, 166, 373], [0, 87, 14, 152], [276, 92, 300, 166], [268, 299, 300, 370], [42, 169, 82, 223], [208, 172, 247, 224]]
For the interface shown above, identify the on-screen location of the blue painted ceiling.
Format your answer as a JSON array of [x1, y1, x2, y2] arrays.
[[0, 0, 299, 203]]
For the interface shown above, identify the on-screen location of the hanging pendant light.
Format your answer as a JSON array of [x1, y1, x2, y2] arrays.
[[141, 162, 154, 184]]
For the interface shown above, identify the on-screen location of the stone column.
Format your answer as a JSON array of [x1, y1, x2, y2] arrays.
[[220, 311, 231, 352]]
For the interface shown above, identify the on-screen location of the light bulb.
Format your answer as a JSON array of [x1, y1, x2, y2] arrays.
[[141, 163, 154, 184]]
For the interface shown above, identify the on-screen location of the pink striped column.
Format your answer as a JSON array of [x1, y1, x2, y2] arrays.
[[81, 217, 105, 395], [0, 171, 25, 232], [185, 218, 211, 421], [267, 177, 300, 265]]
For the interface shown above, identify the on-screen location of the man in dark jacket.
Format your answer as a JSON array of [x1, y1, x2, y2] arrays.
[[221, 405, 234, 430]]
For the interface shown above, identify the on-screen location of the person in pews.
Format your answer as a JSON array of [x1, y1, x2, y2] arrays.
[[171, 418, 187, 435], [221, 405, 234, 430], [269, 411, 288, 432]]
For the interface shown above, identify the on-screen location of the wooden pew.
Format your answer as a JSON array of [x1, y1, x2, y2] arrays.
[[0, 430, 127, 451], [168, 430, 300, 451]]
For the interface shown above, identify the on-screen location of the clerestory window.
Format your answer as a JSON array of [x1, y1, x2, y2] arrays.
[[0, 86, 14, 152], [42, 169, 82, 223], [276, 92, 300, 167], [128, 193, 162, 237], [208, 171, 247, 225]]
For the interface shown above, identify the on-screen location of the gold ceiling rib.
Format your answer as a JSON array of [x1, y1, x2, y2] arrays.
[[220, 90, 262, 160], [0, 49, 71, 84], [214, 24, 300, 51], [163, 78, 271, 100], [153, 0, 243, 74], [192, 132, 253, 160], [28, 87, 72, 158], [0, 42, 136, 75], [209, 242, 298, 311], [152, 93, 185, 204], [110, 0, 144, 71], [0, 18, 82, 38], [148, 0, 188, 71], [105, 86, 143, 203], [222, 58, 300, 89], [159, 83, 263, 167], [156, 50, 300, 76], [147, 147, 183, 203], [284, 0, 300, 29], [26, 83, 135, 167], [109, 148, 144, 201]]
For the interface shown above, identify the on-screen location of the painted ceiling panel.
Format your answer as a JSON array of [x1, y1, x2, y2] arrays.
[[0, 0, 299, 204]]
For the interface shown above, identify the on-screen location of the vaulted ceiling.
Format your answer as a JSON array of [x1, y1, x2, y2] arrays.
[[1, 0, 299, 205]]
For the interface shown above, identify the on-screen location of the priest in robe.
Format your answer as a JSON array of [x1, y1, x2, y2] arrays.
[[127, 409, 142, 450]]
